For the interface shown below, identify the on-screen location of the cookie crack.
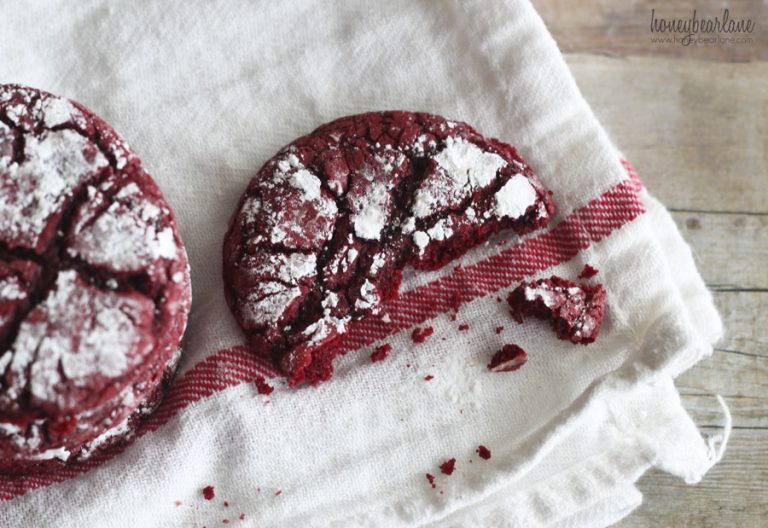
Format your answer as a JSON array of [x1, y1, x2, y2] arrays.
[[0, 110, 173, 362]]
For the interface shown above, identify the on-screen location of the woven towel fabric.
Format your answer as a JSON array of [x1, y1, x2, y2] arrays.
[[0, 1, 726, 526]]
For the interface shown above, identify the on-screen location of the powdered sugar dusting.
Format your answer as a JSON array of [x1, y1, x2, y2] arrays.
[[355, 279, 380, 311], [524, 285, 555, 307], [240, 196, 262, 225], [256, 154, 338, 248], [39, 97, 82, 129], [79, 416, 131, 458], [289, 169, 322, 200], [241, 252, 316, 284], [241, 282, 302, 328], [69, 182, 179, 271], [350, 153, 403, 241], [352, 179, 388, 240], [413, 231, 429, 251], [436, 136, 506, 188], [0, 276, 25, 301], [411, 136, 506, 219], [369, 253, 386, 275], [302, 315, 349, 346], [0, 129, 107, 249], [426, 218, 454, 242], [494, 174, 537, 219], [27, 445, 71, 461], [6, 270, 154, 408]]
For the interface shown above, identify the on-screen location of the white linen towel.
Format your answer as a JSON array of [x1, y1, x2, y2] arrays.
[[0, 1, 728, 526]]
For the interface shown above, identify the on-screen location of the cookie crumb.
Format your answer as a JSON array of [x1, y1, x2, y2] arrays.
[[488, 345, 528, 372], [411, 326, 434, 343], [426, 473, 437, 489], [578, 264, 599, 279], [439, 458, 456, 475], [424, 375, 434, 381], [458, 323, 469, 332], [508, 276, 606, 344], [275, 490, 282, 496], [494, 326, 504, 334], [254, 376, 274, 395], [476, 445, 492, 460], [370, 343, 392, 363], [202, 486, 215, 500]]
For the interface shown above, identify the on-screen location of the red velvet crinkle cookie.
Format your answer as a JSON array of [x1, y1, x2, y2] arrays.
[[0, 84, 191, 472], [224, 111, 554, 386]]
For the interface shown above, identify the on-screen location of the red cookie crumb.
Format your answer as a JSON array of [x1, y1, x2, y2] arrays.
[[370, 343, 392, 363], [223, 521, 230, 525], [439, 458, 456, 475], [275, 490, 282, 496], [424, 375, 434, 381], [426, 473, 437, 489], [223, 501, 229, 507], [476, 445, 492, 460], [508, 276, 606, 344], [458, 323, 470, 331], [578, 264, 599, 279], [203, 486, 215, 500], [174, 501, 182, 507], [487, 344, 528, 372], [411, 326, 434, 343], [254, 376, 275, 395], [239, 514, 246, 521], [495, 326, 504, 334]]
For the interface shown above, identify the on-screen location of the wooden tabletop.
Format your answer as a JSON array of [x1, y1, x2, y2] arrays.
[[533, 1, 767, 526]]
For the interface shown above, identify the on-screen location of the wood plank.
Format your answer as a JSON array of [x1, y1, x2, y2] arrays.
[[565, 55, 768, 213], [676, 292, 768, 429], [679, 390, 767, 430], [676, 351, 767, 429], [618, 432, 768, 528], [533, 0, 767, 62], [671, 212, 768, 290], [712, 291, 768, 358]]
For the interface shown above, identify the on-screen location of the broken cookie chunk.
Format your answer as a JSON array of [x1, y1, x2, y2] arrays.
[[507, 276, 606, 344]]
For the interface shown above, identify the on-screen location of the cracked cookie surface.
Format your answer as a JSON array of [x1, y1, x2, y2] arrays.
[[224, 111, 554, 386], [0, 84, 191, 472]]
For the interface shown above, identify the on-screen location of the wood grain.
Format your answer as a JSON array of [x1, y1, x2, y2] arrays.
[[531, 2, 768, 524], [566, 55, 768, 214], [672, 212, 768, 291], [620, 433, 768, 528]]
